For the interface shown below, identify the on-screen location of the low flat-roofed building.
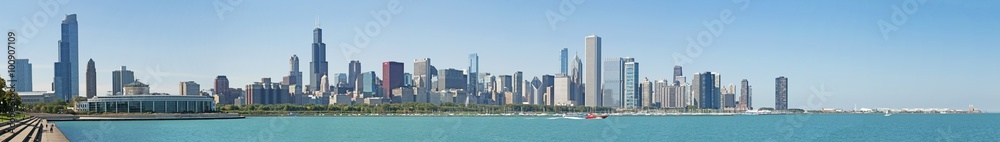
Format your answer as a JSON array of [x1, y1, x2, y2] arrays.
[[364, 97, 386, 105], [85, 95, 216, 113], [17, 91, 56, 104], [330, 95, 353, 105]]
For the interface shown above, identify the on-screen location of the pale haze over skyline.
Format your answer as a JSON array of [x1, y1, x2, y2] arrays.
[[2, 0, 998, 111]]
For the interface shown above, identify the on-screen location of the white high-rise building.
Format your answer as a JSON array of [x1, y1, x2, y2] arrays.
[[553, 75, 573, 106], [584, 35, 602, 107], [654, 80, 668, 107]]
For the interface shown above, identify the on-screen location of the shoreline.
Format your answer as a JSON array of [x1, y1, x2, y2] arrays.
[[31, 113, 245, 121], [232, 112, 991, 117]]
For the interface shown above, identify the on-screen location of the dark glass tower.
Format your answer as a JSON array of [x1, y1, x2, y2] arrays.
[[309, 26, 328, 92], [348, 60, 361, 87], [673, 66, 683, 77], [775, 76, 788, 110], [560, 48, 568, 75], [697, 72, 720, 109]]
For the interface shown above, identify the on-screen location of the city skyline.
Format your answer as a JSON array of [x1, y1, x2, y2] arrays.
[[2, 1, 999, 110]]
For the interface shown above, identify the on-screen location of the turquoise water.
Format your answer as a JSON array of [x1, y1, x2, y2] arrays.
[[55, 114, 1000, 142]]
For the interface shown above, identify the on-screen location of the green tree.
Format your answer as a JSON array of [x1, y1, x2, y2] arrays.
[[0, 78, 22, 117]]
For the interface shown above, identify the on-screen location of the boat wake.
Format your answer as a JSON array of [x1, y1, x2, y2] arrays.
[[547, 116, 586, 120]]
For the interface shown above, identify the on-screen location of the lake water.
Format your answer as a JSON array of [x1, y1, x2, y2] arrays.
[[54, 114, 1000, 142]]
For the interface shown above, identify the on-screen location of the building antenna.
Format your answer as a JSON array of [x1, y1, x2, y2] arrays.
[[315, 16, 320, 28]]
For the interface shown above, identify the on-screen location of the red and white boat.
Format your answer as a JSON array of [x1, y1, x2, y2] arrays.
[[585, 113, 609, 119]]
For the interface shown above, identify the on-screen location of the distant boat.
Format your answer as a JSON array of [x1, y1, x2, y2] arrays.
[[884, 111, 892, 117], [585, 113, 609, 119], [289, 112, 299, 117]]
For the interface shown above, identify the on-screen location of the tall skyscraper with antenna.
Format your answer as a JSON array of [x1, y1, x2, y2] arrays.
[[309, 21, 328, 92]]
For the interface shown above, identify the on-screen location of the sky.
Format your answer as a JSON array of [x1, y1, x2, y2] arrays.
[[1, 0, 998, 111]]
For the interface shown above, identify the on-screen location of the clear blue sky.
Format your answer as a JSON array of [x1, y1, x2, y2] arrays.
[[2, 0, 998, 111]]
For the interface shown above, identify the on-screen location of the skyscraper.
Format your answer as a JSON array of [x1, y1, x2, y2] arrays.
[[740, 79, 752, 110], [215, 75, 232, 104], [309, 25, 328, 92], [245, 78, 289, 105], [668, 81, 689, 108], [382, 61, 404, 100], [111, 66, 135, 96], [284, 55, 303, 87], [541, 75, 555, 105], [673, 66, 683, 78], [414, 58, 433, 97], [13, 59, 32, 92], [623, 58, 639, 108], [496, 75, 512, 104], [654, 80, 669, 107], [180, 81, 200, 96], [560, 48, 568, 75], [320, 75, 330, 93], [333, 73, 348, 86], [667, 65, 689, 108], [584, 35, 602, 107], [54, 14, 79, 100], [570, 54, 583, 105], [86, 59, 96, 98], [695, 72, 721, 109], [527, 77, 541, 104], [402, 73, 413, 87], [641, 78, 652, 107], [468, 54, 479, 99], [553, 74, 572, 106], [776, 76, 788, 110], [602, 57, 625, 108], [723, 83, 736, 108], [361, 71, 378, 97], [437, 68, 467, 90], [348, 60, 361, 87], [512, 71, 523, 104]]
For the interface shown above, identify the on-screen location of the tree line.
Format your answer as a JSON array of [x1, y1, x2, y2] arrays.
[[219, 102, 618, 115]]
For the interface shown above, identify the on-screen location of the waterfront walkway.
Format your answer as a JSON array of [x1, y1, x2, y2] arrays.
[[41, 119, 69, 142], [0, 116, 69, 142]]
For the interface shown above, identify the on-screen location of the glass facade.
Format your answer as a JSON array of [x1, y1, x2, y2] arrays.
[[468, 54, 478, 99], [623, 60, 639, 108], [602, 58, 623, 108], [86, 95, 215, 113], [560, 48, 568, 75]]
